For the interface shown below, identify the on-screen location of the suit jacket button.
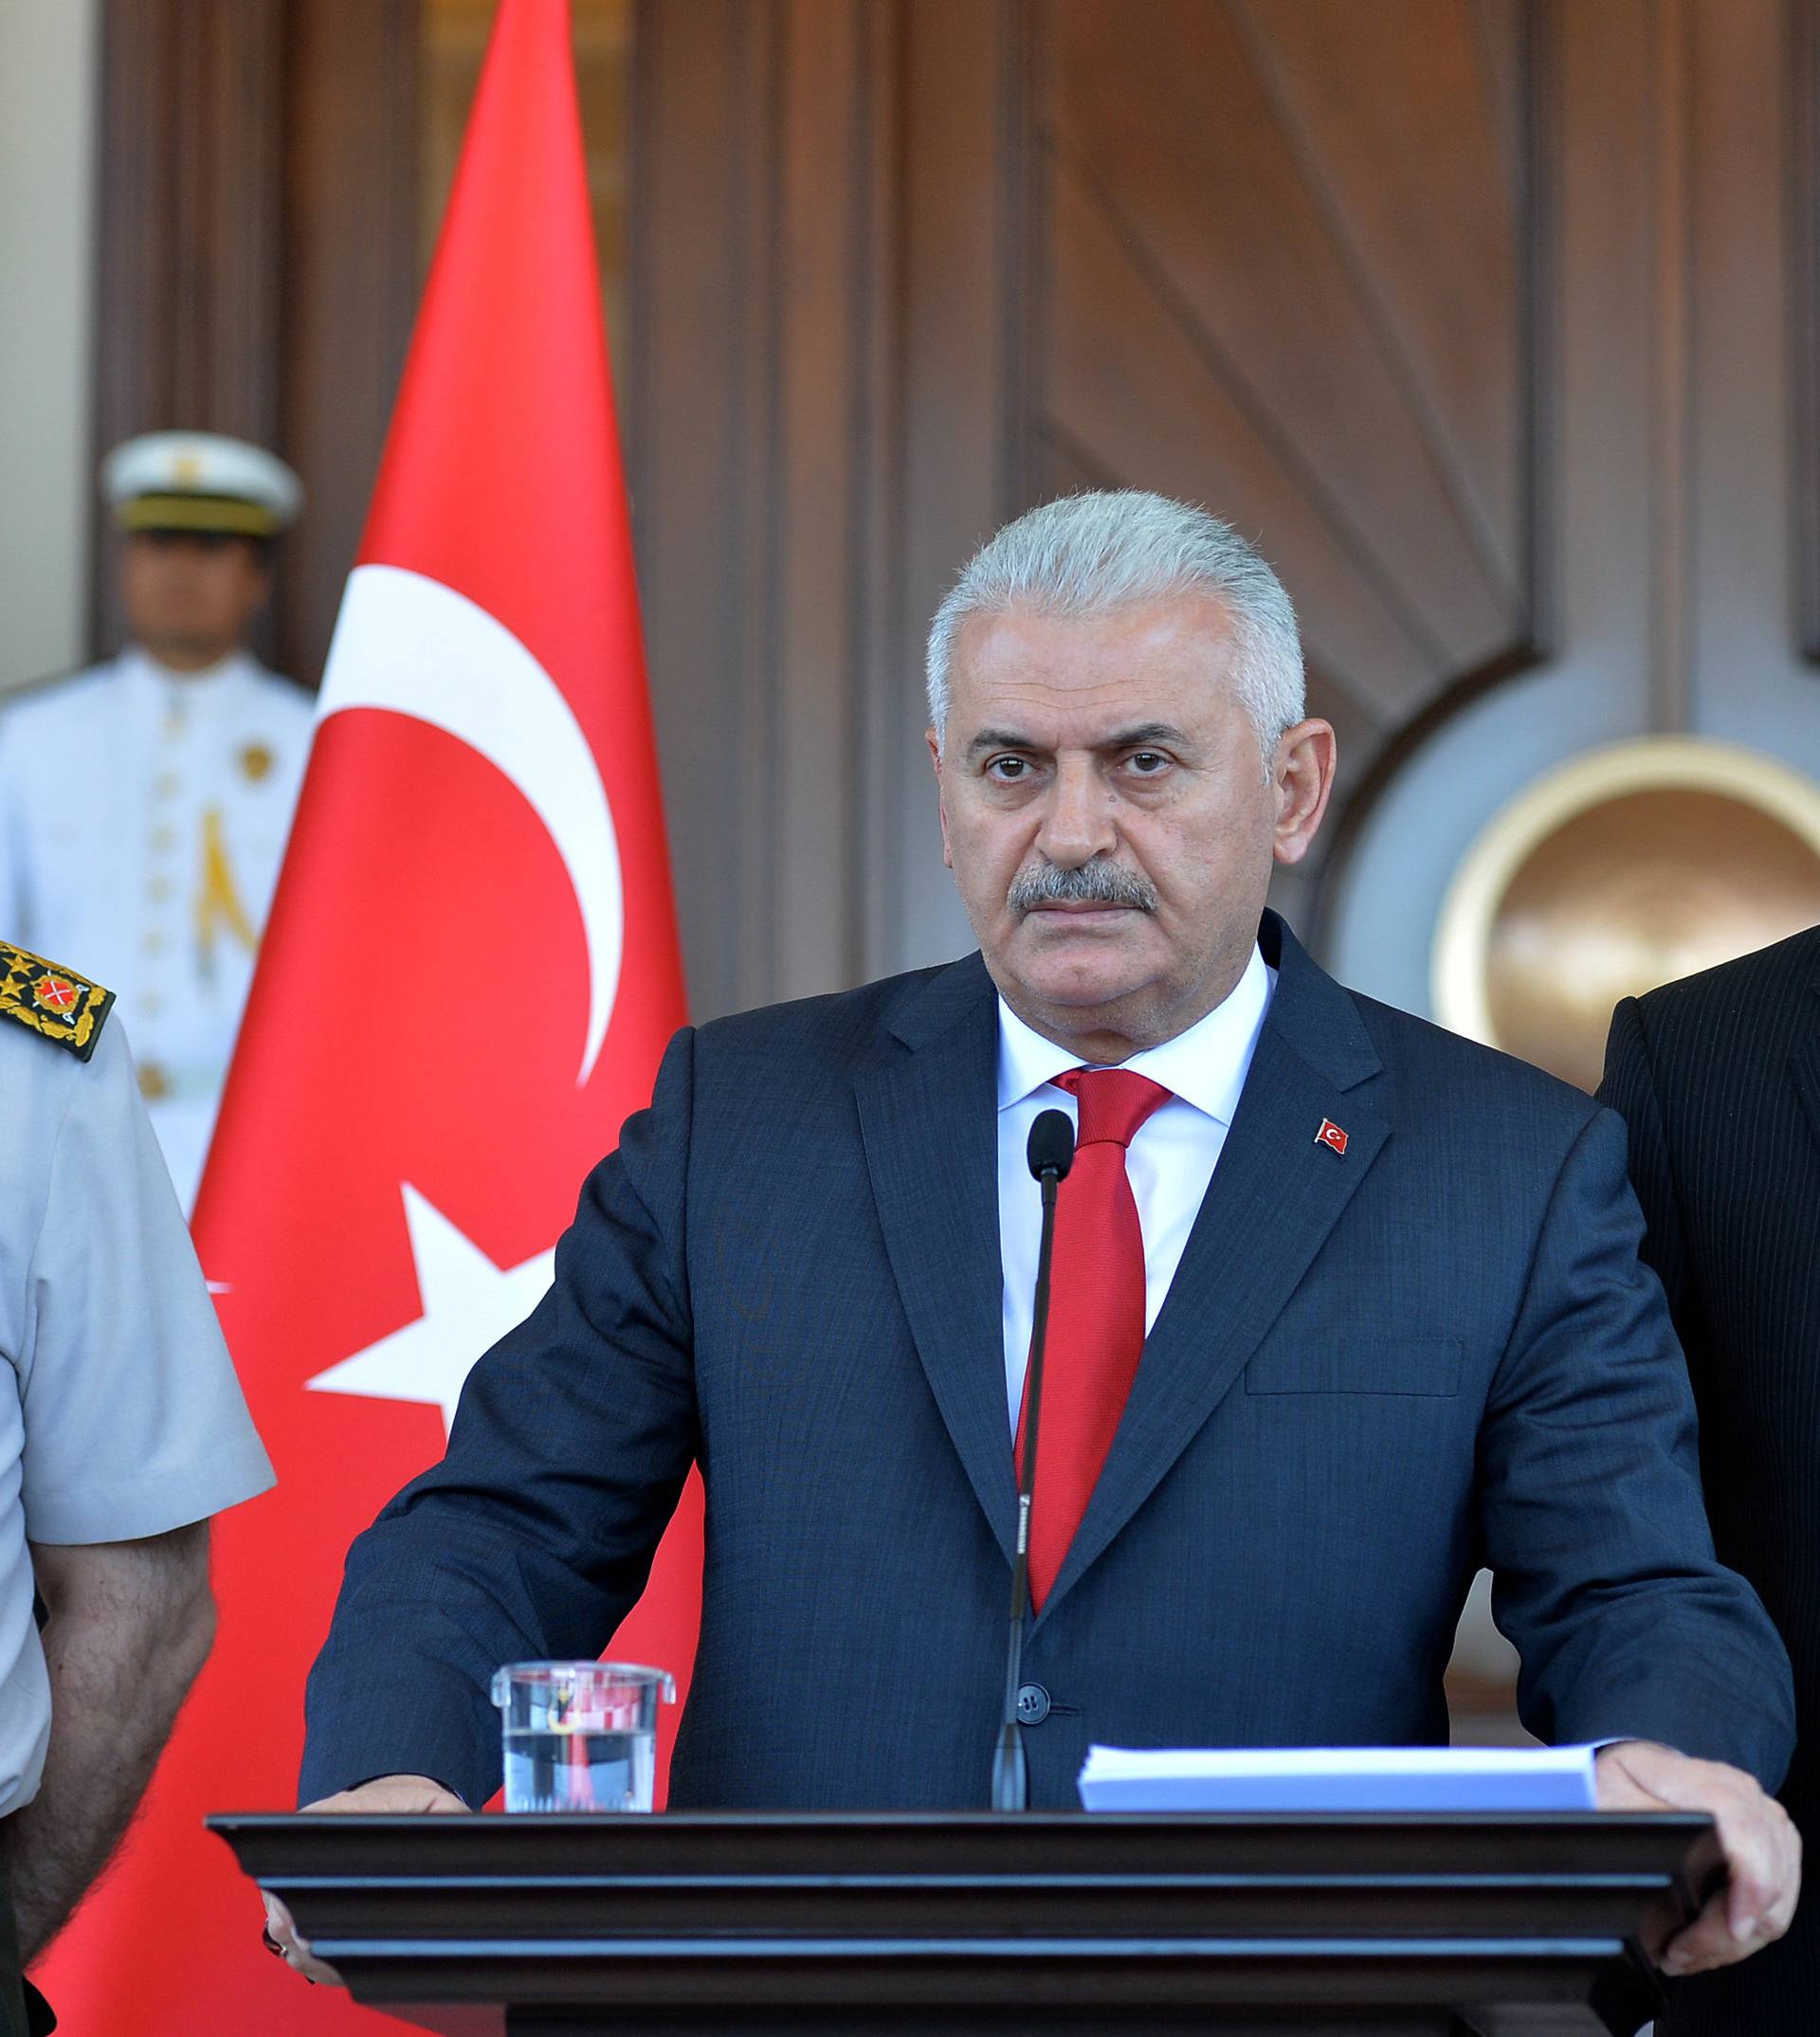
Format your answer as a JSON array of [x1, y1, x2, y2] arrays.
[[1015, 1682, 1050, 1725]]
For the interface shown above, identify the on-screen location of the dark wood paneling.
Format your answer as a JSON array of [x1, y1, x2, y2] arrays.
[[628, 0, 780, 1011], [864, 0, 1551, 916], [893, 0, 1042, 972], [90, 0, 414, 688], [850, 4, 907, 980], [1046, 156, 1426, 726], [90, 0, 1564, 994], [1306, 0, 1556, 934], [1234, 0, 1524, 594], [773, 0, 874, 992], [92, 0, 914, 1015], [91, 0, 288, 660], [1046, 0, 1526, 679], [1685, 0, 1820, 702], [279, 0, 420, 690], [631, 0, 904, 1015]]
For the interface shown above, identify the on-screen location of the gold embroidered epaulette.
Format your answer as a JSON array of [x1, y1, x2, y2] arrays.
[[0, 943, 114, 1061]]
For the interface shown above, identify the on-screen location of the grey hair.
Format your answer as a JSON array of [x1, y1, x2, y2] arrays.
[[926, 490, 1304, 773]]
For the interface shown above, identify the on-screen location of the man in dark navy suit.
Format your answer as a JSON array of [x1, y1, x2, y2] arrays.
[[280, 492, 1798, 1989]]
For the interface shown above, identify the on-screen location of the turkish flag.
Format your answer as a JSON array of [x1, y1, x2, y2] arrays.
[[35, 2, 700, 2028]]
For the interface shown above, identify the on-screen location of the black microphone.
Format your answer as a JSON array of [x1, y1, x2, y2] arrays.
[[991, 1107, 1075, 1811]]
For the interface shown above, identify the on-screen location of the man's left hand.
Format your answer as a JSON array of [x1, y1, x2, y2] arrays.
[[1595, 1739, 1801, 1975]]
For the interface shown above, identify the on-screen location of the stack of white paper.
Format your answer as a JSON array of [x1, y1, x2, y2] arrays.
[[1077, 1743, 1598, 1813]]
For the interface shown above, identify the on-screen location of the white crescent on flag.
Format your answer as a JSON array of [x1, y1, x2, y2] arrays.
[[316, 563, 624, 1084], [44, 9, 700, 2028]]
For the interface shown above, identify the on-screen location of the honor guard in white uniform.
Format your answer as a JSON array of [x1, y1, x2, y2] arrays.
[[0, 941, 272, 2031], [0, 433, 315, 1213]]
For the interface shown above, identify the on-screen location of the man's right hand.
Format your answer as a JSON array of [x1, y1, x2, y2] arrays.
[[264, 1773, 466, 1986]]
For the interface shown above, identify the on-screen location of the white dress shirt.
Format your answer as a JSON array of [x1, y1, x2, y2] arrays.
[[996, 945, 1276, 1428]]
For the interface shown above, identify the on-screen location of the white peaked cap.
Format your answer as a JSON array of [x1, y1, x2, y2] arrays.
[[101, 431, 303, 537]]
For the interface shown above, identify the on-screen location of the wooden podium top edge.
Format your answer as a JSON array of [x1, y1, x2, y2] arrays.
[[207, 1810, 1714, 1829]]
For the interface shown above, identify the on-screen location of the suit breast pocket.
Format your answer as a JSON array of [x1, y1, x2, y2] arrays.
[[1244, 1337, 1465, 1397]]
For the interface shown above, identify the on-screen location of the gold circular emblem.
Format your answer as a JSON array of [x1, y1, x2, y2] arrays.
[[136, 1060, 170, 1101], [1433, 737, 1820, 1092], [239, 741, 274, 783]]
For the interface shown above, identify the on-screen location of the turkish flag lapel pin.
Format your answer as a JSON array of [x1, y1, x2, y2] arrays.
[[1315, 1118, 1350, 1156]]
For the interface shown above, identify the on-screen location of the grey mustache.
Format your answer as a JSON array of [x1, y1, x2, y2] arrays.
[[1008, 859, 1159, 915]]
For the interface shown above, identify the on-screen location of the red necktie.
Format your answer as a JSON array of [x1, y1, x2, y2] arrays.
[[1015, 1066, 1173, 1610]]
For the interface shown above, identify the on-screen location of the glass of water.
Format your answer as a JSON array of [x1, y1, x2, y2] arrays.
[[489, 1661, 677, 1812]]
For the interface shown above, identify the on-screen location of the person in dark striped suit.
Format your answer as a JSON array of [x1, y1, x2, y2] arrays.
[[1601, 924, 1820, 2033]]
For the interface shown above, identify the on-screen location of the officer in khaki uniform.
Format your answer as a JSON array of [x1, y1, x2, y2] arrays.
[[0, 940, 272, 2033], [0, 432, 315, 1211]]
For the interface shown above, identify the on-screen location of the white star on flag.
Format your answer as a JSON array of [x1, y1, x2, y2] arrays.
[[307, 1184, 556, 1434]]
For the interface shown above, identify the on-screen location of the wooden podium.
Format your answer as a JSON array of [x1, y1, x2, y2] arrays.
[[209, 1810, 1719, 2037]]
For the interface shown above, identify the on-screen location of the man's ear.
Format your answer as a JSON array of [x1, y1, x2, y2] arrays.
[[1270, 719, 1338, 867], [927, 729, 954, 870]]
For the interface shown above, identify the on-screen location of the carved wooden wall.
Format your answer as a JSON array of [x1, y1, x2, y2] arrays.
[[90, 0, 288, 660], [1038, 0, 1542, 791], [277, 0, 421, 694], [92, 0, 417, 683], [629, 0, 901, 1009], [1327, 0, 1820, 1014], [766, 0, 1547, 982], [91, 0, 1819, 1023]]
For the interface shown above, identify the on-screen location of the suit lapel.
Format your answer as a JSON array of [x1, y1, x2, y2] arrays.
[[856, 956, 1017, 1563], [1038, 917, 1390, 1621]]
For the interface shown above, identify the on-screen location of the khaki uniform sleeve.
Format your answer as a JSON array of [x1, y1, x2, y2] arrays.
[[19, 1018, 274, 1544]]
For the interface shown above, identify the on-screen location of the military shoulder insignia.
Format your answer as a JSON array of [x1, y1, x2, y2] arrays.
[[0, 943, 114, 1061]]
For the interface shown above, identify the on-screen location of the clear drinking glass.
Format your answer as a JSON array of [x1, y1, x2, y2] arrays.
[[489, 1661, 676, 1812]]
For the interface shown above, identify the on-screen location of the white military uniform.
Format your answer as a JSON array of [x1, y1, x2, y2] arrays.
[[0, 429, 313, 1214], [0, 958, 272, 1819], [0, 651, 313, 1211]]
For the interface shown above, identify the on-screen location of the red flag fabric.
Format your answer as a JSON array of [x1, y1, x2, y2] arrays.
[[37, 2, 700, 2027]]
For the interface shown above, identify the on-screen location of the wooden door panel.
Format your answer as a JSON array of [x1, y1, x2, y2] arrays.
[[90, 0, 288, 664], [1046, 0, 1529, 683], [88, 0, 1555, 996], [1048, 161, 1434, 728], [1235, 0, 1524, 591], [281, 0, 421, 694]]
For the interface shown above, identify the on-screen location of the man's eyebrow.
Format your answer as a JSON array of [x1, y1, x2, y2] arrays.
[[966, 728, 1039, 758], [1105, 722, 1189, 749], [964, 721, 1192, 759]]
